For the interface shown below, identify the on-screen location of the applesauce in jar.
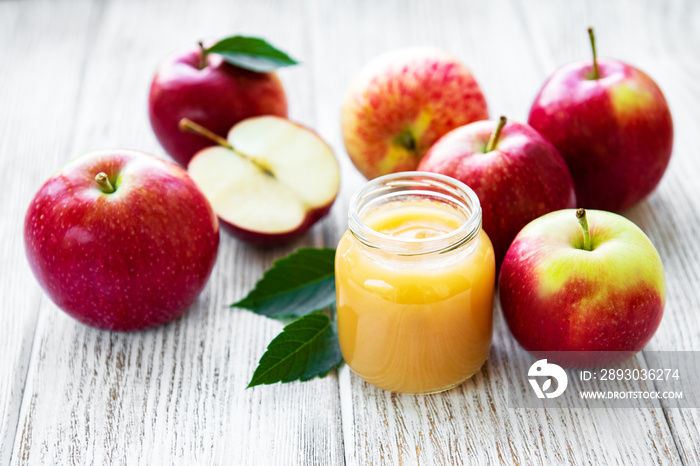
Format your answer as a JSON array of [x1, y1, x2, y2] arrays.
[[335, 172, 495, 394]]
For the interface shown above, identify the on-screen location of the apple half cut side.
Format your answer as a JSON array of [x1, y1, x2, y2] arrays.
[[187, 116, 340, 245]]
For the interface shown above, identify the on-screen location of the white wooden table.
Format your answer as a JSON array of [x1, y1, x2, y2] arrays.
[[2, 0, 699, 464]]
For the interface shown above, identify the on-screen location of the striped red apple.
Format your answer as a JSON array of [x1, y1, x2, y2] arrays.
[[341, 47, 489, 179]]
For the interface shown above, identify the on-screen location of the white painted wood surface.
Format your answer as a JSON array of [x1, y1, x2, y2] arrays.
[[1, 0, 698, 464]]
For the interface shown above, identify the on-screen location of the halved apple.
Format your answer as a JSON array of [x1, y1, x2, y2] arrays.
[[186, 116, 340, 245]]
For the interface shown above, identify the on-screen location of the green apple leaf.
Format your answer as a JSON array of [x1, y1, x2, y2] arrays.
[[206, 35, 299, 72], [231, 248, 336, 319], [248, 313, 342, 388]]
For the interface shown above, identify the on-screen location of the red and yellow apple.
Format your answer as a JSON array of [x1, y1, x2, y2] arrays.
[[24, 150, 220, 331], [418, 117, 576, 266], [149, 41, 288, 166], [341, 47, 489, 179], [499, 208, 665, 367], [185, 116, 340, 245], [528, 28, 673, 211]]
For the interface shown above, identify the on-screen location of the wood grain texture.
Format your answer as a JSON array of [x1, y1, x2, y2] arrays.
[[7, 0, 343, 465], [516, 1, 700, 464], [0, 2, 98, 464], [312, 0, 696, 464], [1, 0, 698, 464]]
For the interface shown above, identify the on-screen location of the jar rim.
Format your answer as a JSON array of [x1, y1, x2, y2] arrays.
[[347, 171, 482, 256]]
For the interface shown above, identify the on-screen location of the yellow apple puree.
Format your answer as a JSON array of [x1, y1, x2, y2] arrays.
[[336, 173, 495, 394]]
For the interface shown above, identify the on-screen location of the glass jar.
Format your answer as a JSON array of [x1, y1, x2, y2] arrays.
[[335, 172, 495, 394]]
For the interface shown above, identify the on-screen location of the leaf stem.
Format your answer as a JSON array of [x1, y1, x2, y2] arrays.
[[576, 208, 592, 251], [588, 27, 600, 80], [486, 116, 507, 152], [178, 118, 274, 176], [95, 172, 115, 193]]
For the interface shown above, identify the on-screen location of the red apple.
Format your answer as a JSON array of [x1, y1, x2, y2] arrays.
[[499, 208, 665, 367], [24, 150, 220, 331], [528, 28, 673, 211], [149, 41, 288, 166], [341, 46, 489, 179], [417, 116, 576, 266], [185, 116, 340, 245]]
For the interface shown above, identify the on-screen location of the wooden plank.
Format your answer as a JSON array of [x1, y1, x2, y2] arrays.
[[9, 0, 344, 464], [0, 2, 98, 464], [309, 0, 686, 463], [515, 0, 700, 464], [5, 0, 699, 463]]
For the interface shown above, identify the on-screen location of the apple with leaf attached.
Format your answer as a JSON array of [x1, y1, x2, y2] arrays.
[[528, 28, 673, 211], [499, 208, 666, 367], [184, 116, 340, 245], [24, 150, 220, 331], [149, 36, 296, 166], [341, 46, 489, 179]]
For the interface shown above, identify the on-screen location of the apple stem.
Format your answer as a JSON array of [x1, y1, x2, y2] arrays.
[[588, 27, 600, 80], [95, 172, 115, 194], [178, 118, 275, 177], [197, 41, 207, 70], [179, 118, 233, 150], [576, 208, 592, 251], [486, 116, 507, 152]]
